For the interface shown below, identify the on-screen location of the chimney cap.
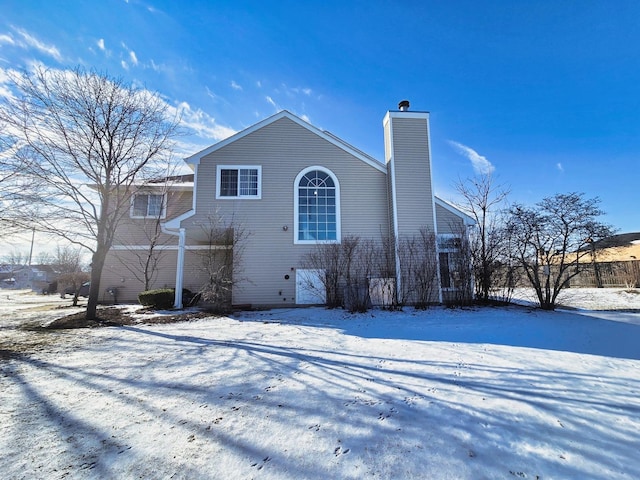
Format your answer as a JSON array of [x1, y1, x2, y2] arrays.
[[398, 100, 410, 111]]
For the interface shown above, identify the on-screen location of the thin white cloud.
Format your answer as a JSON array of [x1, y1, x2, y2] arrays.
[[0, 68, 14, 100], [121, 60, 129, 70], [230, 80, 242, 91], [448, 140, 495, 175], [556, 162, 564, 173], [256, 80, 262, 88], [279, 83, 313, 98], [205, 86, 218, 101], [0, 34, 15, 45], [1, 27, 62, 61], [148, 59, 168, 73], [129, 50, 138, 66], [97, 38, 105, 51], [265, 96, 277, 108], [171, 101, 237, 144], [12, 27, 62, 61]]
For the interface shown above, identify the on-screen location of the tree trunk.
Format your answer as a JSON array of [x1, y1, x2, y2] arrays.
[[86, 247, 108, 320]]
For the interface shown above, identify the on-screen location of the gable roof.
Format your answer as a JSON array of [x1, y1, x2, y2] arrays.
[[184, 110, 386, 174], [434, 197, 476, 226], [586, 232, 640, 250]]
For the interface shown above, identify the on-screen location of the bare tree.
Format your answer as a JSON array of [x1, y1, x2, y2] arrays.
[[114, 176, 181, 292], [396, 229, 440, 308], [3, 250, 27, 268], [300, 241, 346, 308], [58, 271, 91, 306], [506, 192, 614, 310], [455, 173, 510, 302], [0, 66, 179, 319], [0, 119, 23, 237], [33, 245, 87, 304], [343, 237, 379, 313], [50, 245, 85, 274], [195, 215, 249, 312], [0, 141, 31, 238], [301, 235, 387, 312], [442, 224, 474, 306], [370, 234, 397, 309]]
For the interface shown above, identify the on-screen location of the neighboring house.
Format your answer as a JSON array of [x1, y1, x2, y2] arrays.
[[570, 232, 640, 288], [0, 264, 16, 287], [582, 233, 640, 263], [3, 264, 58, 291], [101, 101, 475, 307]]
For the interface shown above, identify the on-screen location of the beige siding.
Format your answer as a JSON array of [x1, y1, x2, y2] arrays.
[[100, 186, 194, 302], [100, 248, 212, 303], [101, 249, 180, 302], [436, 203, 465, 234], [182, 117, 389, 306], [386, 115, 436, 236], [166, 190, 193, 218], [113, 190, 192, 247]]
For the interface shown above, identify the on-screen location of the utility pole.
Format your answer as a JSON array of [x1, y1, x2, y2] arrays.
[[27, 227, 35, 266]]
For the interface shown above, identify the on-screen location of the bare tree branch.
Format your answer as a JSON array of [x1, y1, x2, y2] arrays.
[[0, 65, 180, 319], [506, 192, 614, 310]]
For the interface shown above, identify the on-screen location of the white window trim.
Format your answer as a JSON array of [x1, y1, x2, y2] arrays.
[[437, 233, 461, 252], [293, 166, 341, 245], [216, 165, 262, 199], [130, 193, 167, 219], [437, 234, 462, 291]]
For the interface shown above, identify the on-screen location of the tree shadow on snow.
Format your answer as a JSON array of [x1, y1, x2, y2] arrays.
[[232, 306, 640, 361], [4, 320, 639, 479]]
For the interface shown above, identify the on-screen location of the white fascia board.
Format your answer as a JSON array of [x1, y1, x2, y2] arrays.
[[434, 196, 476, 226], [87, 182, 194, 193], [185, 110, 387, 174], [384, 110, 430, 124], [163, 209, 195, 230], [140, 183, 193, 191]]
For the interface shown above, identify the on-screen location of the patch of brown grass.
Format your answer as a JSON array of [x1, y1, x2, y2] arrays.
[[41, 307, 215, 330]]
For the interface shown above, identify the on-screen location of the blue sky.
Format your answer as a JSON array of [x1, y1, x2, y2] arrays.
[[1, 0, 639, 241]]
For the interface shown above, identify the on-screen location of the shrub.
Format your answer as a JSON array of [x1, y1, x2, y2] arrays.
[[138, 288, 175, 309]]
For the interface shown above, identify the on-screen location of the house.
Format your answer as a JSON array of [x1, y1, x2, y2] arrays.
[[569, 232, 640, 288], [100, 101, 475, 307], [1, 264, 58, 291]]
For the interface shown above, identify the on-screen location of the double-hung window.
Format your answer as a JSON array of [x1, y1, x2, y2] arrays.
[[131, 193, 165, 218], [216, 165, 262, 199]]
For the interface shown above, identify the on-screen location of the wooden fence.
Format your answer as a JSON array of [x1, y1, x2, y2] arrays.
[[568, 260, 640, 288]]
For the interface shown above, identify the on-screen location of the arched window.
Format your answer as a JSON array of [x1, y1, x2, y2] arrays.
[[294, 167, 340, 244]]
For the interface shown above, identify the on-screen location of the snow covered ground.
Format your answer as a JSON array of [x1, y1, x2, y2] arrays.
[[1, 288, 639, 479]]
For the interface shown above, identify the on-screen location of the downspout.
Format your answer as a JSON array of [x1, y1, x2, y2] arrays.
[[175, 228, 186, 309], [160, 224, 185, 309], [159, 164, 198, 310]]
